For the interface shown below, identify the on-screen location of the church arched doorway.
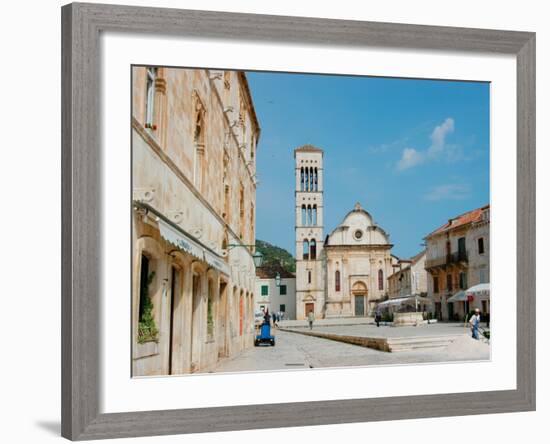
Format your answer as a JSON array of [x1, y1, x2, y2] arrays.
[[352, 281, 368, 317]]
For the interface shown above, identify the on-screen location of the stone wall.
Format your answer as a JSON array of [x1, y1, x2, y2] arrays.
[[131, 67, 260, 376]]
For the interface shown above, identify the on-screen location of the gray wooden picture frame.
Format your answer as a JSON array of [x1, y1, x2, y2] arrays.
[[61, 2, 536, 440]]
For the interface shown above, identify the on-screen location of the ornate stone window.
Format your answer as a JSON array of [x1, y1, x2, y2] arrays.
[[378, 269, 384, 290], [335, 270, 341, 292], [354, 229, 363, 240], [145, 67, 157, 127], [192, 92, 206, 191]]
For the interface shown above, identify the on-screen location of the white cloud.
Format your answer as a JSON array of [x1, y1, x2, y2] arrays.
[[427, 117, 455, 157], [396, 147, 424, 171], [423, 183, 471, 201], [396, 117, 456, 171]]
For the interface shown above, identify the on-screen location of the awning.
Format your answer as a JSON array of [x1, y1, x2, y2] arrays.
[[204, 249, 231, 276], [158, 219, 231, 276], [447, 291, 467, 303], [159, 219, 204, 260], [378, 295, 432, 307], [466, 283, 490, 299]]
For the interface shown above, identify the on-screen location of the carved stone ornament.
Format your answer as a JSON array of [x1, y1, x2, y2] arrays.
[[133, 187, 155, 203]]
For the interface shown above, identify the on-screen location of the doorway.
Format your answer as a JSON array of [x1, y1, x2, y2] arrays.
[[447, 302, 454, 321], [354, 295, 365, 317], [305, 303, 314, 318]]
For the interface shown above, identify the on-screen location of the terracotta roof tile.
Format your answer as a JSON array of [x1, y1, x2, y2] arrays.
[[426, 204, 490, 238], [294, 144, 323, 153], [256, 263, 295, 279]]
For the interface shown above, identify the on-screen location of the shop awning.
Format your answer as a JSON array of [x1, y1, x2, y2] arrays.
[[447, 291, 467, 303], [158, 219, 231, 276], [466, 283, 490, 299], [204, 249, 231, 276], [378, 295, 432, 307], [159, 219, 204, 260]]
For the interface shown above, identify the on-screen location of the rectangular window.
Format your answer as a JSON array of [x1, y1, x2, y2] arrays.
[[279, 284, 287, 295], [478, 237, 485, 254], [458, 237, 466, 260], [433, 276, 439, 293], [280, 304, 286, 313], [308, 270, 312, 284], [145, 67, 157, 127], [261, 285, 269, 296], [446, 274, 453, 292], [459, 272, 467, 290], [479, 269, 487, 284]]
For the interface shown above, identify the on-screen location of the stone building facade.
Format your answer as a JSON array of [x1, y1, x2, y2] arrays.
[[387, 250, 428, 300], [255, 264, 297, 320], [293, 145, 397, 319], [324, 203, 396, 317], [425, 205, 490, 321], [131, 67, 260, 376]]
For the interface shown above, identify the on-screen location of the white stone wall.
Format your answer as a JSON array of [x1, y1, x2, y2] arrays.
[[255, 277, 297, 320]]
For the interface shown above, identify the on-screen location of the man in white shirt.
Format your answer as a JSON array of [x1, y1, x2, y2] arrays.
[[469, 308, 481, 340]]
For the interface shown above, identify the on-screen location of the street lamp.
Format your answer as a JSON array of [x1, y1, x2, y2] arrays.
[[252, 251, 264, 268]]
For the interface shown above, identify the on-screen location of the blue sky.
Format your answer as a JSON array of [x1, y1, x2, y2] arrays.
[[246, 71, 490, 259]]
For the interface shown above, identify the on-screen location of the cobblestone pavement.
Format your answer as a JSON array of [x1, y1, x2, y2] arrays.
[[210, 328, 490, 374]]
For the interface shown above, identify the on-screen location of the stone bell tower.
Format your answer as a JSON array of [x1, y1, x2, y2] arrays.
[[294, 144, 325, 320]]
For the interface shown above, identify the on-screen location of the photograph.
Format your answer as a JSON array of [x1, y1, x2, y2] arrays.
[[131, 66, 491, 377]]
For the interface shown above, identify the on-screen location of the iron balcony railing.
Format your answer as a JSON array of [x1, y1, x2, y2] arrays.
[[425, 250, 469, 269]]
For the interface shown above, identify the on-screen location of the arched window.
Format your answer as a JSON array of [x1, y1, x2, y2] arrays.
[[335, 270, 341, 292], [312, 205, 317, 225], [314, 167, 318, 191], [300, 167, 304, 191], [307, 205, 312, 225], [304, 167, 309, 191], [309, 168, 314, 191], [310, 239, 317, 260], [301, 205, 306, 225], [303, 239, 310, 260], [378, 269, 384, 290]]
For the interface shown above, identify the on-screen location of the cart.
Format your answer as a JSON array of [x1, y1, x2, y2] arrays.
[[254, 321, 275, 346]]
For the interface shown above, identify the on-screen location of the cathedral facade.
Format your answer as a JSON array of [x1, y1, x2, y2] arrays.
[[294, 145, 397, 320]]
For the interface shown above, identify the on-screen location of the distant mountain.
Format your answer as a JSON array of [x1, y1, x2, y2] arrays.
[[255, 239, 296, 273]]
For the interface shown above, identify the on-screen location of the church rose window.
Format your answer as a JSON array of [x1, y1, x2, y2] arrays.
[[354, 229, 363, 240]]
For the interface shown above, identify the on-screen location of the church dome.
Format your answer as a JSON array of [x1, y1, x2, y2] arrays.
[[326, 202, 390, 246]]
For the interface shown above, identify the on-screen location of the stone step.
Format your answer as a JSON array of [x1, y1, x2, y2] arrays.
[[387, 335, 464, 352], [280, 328, 465, 353]]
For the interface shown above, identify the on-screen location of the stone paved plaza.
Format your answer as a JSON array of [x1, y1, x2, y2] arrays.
[[284, 320, 486, 338], [209, 324, 490, 374]]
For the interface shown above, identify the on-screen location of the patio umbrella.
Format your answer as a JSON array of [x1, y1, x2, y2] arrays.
[[466, 283, 490, 299], [447, 290, 467, 303]]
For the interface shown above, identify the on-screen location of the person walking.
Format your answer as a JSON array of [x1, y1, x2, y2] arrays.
[[307, 310, 315, 330], [375, 308, 382, 327], [469, 308, 481, 340]]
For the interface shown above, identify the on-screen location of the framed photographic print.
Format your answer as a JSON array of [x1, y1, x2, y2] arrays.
[[61, 2, 536, 440]]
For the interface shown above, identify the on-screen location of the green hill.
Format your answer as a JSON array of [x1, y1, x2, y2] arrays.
[[255, 239, 296, 273]]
